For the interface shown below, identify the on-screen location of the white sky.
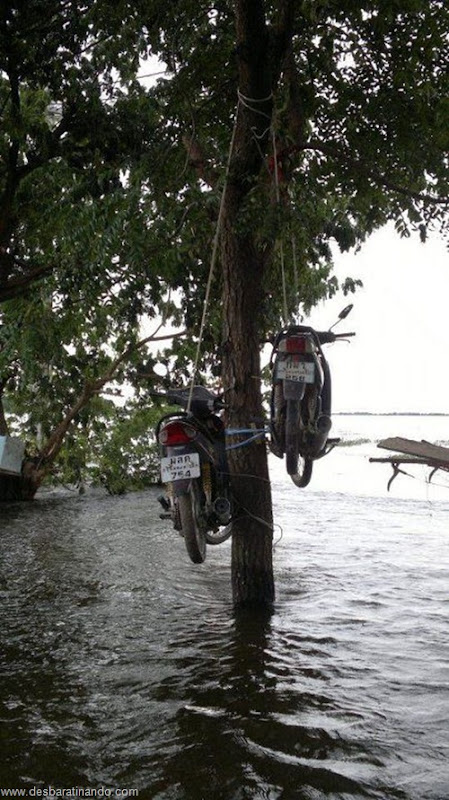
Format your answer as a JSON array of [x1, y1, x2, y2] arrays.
[[151, 223, 448, 415], [309, 223, 449, 414]]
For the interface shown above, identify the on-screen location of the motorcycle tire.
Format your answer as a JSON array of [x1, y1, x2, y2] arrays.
[[178, 483, 207, 564], [269, 382, 285, 458], [285, 398, 313, 488], [290, 460, 313, 488], [205, 523, 233, 545]]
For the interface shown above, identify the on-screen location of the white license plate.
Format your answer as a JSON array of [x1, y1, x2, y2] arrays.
[[161, 452, 201, 482], [276, 356, 315, 383]]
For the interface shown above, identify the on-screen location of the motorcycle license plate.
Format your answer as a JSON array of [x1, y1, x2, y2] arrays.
[[276, 356, 315, 383], [161, 453, 201, 482]]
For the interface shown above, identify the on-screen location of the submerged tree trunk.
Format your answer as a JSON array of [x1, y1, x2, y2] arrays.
[[220, 0, 293, 606], [0, 388, 8, 436], [222, 197, 274, 606], [0, 460, 45, 501]]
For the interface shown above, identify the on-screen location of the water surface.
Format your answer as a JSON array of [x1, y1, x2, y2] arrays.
[[1, 416, 448, 798]]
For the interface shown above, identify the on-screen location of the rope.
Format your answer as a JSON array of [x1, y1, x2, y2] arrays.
[[226, 432, 267, 450], [237, 90, 272, 140], [230, 501, 284, 547], [187, 100, 241, 412], [226, 427, 268, 435], [292, 234, 299, 323], [187, 89, 289, 339], [220, 470, 271, 484], [271, 126, 289, 324], [225, 426, 269, 450], [187, 89, 273, 412], [238, 90, 273, 105]]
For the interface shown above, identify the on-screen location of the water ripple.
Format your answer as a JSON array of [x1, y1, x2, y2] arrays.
[[1, 476, 449, 798]]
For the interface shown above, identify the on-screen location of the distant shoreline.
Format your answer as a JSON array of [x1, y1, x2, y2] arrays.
[[335, 412, 449, 417]]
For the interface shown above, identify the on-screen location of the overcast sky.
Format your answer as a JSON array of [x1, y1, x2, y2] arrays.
[[308, 224, 449, 414], [152, 223, 448, 415]]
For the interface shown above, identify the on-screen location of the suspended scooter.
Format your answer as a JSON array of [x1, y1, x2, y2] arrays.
[[269, 304, 355, 487], [153, 386, 233, 564]]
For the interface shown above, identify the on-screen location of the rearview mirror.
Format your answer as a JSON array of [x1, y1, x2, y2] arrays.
[[339, 304, 353, 320]]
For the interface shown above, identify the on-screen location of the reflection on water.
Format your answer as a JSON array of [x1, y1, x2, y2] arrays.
[[1, 422, 449, 799]]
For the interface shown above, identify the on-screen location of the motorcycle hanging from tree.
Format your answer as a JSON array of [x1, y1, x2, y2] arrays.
[[269, 305, 355, 488], [154, 386, 233, 564]]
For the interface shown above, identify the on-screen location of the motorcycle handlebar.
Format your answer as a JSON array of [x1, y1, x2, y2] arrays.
[[150, 386, 225, 417], [316, 331, 356, 344]]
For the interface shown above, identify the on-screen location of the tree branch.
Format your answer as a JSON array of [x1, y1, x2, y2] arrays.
[[231, 0, 297, 191], [39, 328, 187, 463], [305, 139, 449, 207], [182, 133, 218, 189], [0, 263, 54, 303]]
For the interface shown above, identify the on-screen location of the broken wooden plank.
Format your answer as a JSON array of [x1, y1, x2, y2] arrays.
[[369, 455, 430, 464], [377, 437, 449, 466]]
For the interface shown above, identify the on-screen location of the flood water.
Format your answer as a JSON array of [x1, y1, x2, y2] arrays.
[[1, 415, 449, 799]]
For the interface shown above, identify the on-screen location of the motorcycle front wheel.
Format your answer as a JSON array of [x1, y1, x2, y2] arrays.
[[285, 398, 313, 488], [178, 483, 207, 563]]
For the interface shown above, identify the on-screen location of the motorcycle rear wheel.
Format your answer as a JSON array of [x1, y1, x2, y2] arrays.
[[205, 524, 233, 545], [178, 483, 207, 563], [285, 399, 313, 488]]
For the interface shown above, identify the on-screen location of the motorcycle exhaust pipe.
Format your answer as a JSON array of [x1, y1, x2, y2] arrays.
[[213, 497, 231, 524], [317, 414, 332, 435], [308, 414, 332, 457]]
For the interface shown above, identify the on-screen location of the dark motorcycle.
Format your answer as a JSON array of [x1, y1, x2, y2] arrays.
[[154, 386, 233, 563], [269, 305, 355, 488]]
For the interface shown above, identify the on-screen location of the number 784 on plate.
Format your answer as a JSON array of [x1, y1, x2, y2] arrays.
[[161, 453, 201, 482]]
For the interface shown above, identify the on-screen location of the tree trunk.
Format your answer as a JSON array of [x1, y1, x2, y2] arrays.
[[222, 186, 274, 608], [0, 391, 8, 436], [219, 0, 289, 607], [0, 460, 45, 501]]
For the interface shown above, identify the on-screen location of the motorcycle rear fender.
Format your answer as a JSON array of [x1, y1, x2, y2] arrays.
[[283, 379, 307, 401], [170, 477, 196, 497], [163, 434, 215, 464]]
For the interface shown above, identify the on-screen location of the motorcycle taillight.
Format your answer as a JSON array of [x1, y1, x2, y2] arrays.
[[278, 335, 307, 354], [159, 421, 197, 446]]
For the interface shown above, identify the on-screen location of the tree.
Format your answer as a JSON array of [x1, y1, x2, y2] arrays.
[[136, 0, 448, 605], [0, 0, 184, 498]]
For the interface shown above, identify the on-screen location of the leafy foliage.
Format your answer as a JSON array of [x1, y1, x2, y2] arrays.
[[57, 400, 161, 495], [0, 0, 448, 494]]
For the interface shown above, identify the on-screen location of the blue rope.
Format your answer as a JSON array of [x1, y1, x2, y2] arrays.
[[225, 428, 267, 435], [225, 427, 269, 451], [226, 433, 266, 451]]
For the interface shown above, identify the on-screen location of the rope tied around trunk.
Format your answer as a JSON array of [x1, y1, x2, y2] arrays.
[[186, 90, 274, 411], [187, 97, 242, 412]]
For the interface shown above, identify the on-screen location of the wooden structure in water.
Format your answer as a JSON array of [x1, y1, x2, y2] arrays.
[[370, 437, 449, 490], [0, 436, 25, 476]]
